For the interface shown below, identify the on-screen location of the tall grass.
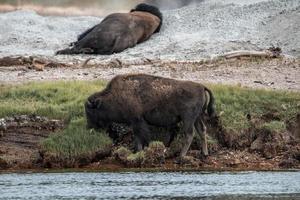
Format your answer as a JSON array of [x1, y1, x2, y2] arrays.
[[212, 85, 300, 133], [42, 118, 112, 160]]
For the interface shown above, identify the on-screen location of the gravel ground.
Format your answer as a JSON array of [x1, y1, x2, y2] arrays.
[[0, 0, 299, 89], [1, 58, 299, 91], [0, 0, 299, 61]]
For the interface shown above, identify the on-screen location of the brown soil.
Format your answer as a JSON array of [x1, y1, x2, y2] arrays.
[[1, 114, 299, 172], [0, 115, 63, 170]]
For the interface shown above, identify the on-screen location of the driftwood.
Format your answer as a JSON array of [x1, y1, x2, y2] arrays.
[[220, 47, 282, 59], [0, 56, 69, 71]]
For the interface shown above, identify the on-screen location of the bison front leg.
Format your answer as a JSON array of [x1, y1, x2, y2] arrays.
[[195, 117, 208, 156], [180, 121, 195, 158], [132, 119, 151, 152]]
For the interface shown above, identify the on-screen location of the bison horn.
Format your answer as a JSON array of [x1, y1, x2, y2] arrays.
[[86, 100, 94, 109], [96, 100, 102, 109]]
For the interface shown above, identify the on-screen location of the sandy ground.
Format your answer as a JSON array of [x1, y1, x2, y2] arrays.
[[0, 58, 299, 91], [0, 0, 299, 89]]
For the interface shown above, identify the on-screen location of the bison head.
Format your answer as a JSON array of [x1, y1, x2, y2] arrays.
[[85, 96, 109, 130], [130, 3, 163, 33]]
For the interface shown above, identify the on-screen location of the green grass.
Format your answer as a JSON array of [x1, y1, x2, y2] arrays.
[[0, 81, 299, 162], [0, 80, 106, 120], [212, 85, 300, 134], [42, 118, 112, 160]]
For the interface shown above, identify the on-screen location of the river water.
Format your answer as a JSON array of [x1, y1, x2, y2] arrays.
[[0, 171, 300, 200]]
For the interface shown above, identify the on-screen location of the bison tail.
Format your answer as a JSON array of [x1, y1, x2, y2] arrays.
[[204, 87, 216, 118]]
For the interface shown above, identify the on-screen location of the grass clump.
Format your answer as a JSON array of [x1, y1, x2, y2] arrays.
[[41, 117, 112, 161], [261, 121, 286, 133], [126, 151, 146, 167], [144, 141, 166, 166]]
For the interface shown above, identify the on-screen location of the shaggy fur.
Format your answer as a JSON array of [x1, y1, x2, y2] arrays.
[[56, 4, 163, 55], [85, 74, 216, 158], [130, 3, 163, 33]]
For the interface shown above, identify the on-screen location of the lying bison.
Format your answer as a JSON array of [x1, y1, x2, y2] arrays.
[[85, 74, 216, 158], [56, 3, 162, 55]]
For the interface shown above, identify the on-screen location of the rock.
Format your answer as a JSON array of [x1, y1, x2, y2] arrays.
[[0, 158, 9, 169], [176, 156, 201, 168], [279, 158, 299, 168], [0, 118, 7, 133], [258, 162, 273, 169], [227, 158, 242, 168], [92, 145, 112, 162], [250, 137, 264, 152], [263, 142, 277, 159], [77, 156, 92, 167]]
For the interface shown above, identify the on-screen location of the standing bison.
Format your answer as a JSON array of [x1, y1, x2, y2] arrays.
[[85, 74, 216, 158], [56, 4, 162, 55]]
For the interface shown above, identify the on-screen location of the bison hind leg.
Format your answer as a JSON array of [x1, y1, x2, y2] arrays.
[[180, 119, 196, 158], [194, 116, 208, 156]]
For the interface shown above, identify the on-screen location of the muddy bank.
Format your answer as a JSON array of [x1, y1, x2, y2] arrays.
[[1, 114, 299, 171], [0, 115, 63, 170]]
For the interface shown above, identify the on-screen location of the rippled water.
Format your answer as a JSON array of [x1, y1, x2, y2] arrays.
[[0, 171, 300, 200]]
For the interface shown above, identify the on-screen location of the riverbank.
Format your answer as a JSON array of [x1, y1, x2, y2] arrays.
[[0, 81, 299, 171]]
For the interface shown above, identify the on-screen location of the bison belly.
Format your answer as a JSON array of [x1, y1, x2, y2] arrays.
[[144, 107, 180, 127]]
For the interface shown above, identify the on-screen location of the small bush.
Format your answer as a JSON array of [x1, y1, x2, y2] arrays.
[[113, 146, 131, 163], [144, 141, 166, 166], [126, 151, 145, 167]]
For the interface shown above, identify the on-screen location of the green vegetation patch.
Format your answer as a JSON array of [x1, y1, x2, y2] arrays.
[[212, 85, 300, 134], [42, 118, 112, 160], [0, 80, 105, 120]]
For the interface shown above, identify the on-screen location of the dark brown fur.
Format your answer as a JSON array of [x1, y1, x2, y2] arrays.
[[85, 74, 216, 158], [56, 4, 162, 55]]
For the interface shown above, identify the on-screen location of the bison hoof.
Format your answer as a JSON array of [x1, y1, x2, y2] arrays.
[[174, 157, 183, 164]]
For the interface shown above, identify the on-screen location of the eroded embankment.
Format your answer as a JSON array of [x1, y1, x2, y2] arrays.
[[0, 81, 299, 171], [0, 114, 299, 171], [0, 115, 63, 169]]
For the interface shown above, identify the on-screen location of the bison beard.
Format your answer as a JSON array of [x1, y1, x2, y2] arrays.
[[85, 74, 216, 159], [56, 3, 162, 55]]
